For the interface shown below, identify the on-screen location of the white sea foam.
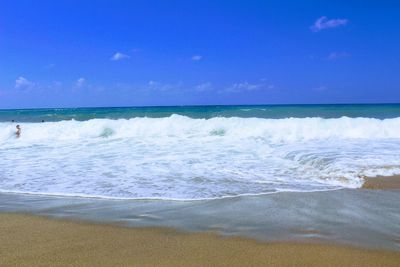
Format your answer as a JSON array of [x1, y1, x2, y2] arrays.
[[1, 115, 400, 200]]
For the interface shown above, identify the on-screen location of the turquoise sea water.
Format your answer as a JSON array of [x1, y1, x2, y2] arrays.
[[1, 104, 400, 122]]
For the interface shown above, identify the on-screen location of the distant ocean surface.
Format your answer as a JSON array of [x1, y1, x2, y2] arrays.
[[1, 104, 400, 200]]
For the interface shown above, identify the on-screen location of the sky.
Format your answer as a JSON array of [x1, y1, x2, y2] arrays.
[[1, 0, 400, 108]]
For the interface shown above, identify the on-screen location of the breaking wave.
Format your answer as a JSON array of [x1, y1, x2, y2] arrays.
[[1, 115, 400, 142], [0, 115, 400, 200]]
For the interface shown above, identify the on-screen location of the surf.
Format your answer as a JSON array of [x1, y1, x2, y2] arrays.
[[0, 115, 400, 200], [1, 115, 400, 142]]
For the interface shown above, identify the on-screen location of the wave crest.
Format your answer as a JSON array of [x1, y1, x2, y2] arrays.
[[1, 115, 400, 199], [1, 115, 400, 143]]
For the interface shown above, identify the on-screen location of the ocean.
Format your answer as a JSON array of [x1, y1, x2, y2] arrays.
[[1, 104, 400, 250], [1, 104, 400, 200]]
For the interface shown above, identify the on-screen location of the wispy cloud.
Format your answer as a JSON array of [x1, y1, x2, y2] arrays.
[[75, 77, 86, 87], [15, 76, 35, 90], [228, 82, 263, 92], [191, 55, 202, 61], [328, 51, 350, 60], [111, 52, 130, 61], [118, 81, 213, 94], [221, 82, 274, 93], [311, 16, 348, 32]]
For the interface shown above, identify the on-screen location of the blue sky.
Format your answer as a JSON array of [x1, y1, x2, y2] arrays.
[[1, 0, 400, 108]]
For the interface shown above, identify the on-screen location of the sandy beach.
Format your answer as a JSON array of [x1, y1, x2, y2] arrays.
[[362, 175, 400, 190], [2, 0, 400, 265], [1, 213, 399, 267]]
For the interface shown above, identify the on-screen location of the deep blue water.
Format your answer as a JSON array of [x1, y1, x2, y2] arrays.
[[1, 104, 400, 122]]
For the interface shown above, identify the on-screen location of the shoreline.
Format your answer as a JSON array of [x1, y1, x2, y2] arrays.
[[362, 175, 400, 190], [1, 213, 400, 267], [1, 188, 399, 251]]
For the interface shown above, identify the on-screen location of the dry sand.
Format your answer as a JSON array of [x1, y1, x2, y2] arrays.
[[1, 213, 399, 267], [362, 175, 400, 190]]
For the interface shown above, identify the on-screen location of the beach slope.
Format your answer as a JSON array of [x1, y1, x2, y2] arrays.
[[1, 214, 399, 267]]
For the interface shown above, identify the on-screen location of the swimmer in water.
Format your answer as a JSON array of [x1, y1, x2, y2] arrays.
[[16, 125, 21, 138]]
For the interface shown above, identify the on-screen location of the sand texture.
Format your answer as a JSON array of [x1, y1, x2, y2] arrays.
[[362, 175, 400, 190], [1, 213, 399, 266]]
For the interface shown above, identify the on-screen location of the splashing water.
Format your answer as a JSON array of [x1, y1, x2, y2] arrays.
[[1, 114, 400, 200]]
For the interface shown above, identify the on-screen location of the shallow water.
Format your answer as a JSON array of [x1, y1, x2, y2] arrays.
[[1, 189, 399, 251]]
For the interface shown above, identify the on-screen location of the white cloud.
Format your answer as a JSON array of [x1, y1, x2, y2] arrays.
[[220, 82, 275, 93], [230, 82, 262, 91], [15, 76, 35, 90], [226, 82, 268, 92], [191, 55, 202, 61], [111, 52, 130, 61], [311, 16, 348, 32], [75, 77, 86, 87]]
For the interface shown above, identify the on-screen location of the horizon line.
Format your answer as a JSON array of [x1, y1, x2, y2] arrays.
[[1, 102, 400, 111]]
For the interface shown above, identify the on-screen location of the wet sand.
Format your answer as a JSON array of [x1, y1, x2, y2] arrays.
[[362, 175, 400, 190], [1, 213, 399, 267]]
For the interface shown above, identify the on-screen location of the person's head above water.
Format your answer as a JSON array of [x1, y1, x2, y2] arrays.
[[16, 125, 20, 129]]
